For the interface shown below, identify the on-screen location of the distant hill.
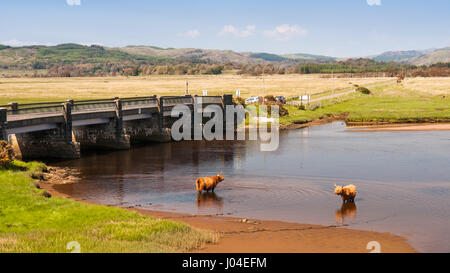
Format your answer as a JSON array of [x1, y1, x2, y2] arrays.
[[370, 48, 450, 65], [407, 47, 450, 66], [0, 45, 11, 50], [118, 46, 264, 64], [1, 43, 449, 76], [118, 46, 336, 64], [247, 53, 287, 62], [0, 43, 171, 70], [372, 50, 428, 63], [282, 53, 336, 62]]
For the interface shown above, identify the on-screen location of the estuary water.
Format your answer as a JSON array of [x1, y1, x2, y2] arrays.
[[54, 122, 450, 252]]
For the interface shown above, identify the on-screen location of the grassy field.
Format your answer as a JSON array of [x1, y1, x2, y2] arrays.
[[403, 77, 450, 95], [280, 82, 450, 126], [0, 74, 449, 125], [0, 161, 217, 253], [0, 74, 393, 105]]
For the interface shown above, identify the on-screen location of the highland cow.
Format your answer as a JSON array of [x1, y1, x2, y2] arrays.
[[334, 184, 357, 203], [195, 174, 224, 193]]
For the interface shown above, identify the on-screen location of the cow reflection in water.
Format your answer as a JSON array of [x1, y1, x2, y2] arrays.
[[196, 192, 223, 210], [335, 202, 357, 224]]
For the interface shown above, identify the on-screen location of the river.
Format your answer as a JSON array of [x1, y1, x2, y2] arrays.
[[53, 122, 450, 252]]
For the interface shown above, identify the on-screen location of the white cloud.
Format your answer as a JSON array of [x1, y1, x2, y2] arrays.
[[1, 39, 56, 47], [218, 25, 256, 38], [263, 24, 308, 41], [66, 0, 81, 6], [178, 29, 200, 39], [366, 0, 381, 6]]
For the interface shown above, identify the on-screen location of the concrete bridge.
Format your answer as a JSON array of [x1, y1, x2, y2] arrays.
[[0, 94, 234, 160]]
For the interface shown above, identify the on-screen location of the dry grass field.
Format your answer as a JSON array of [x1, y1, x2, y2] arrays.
[[403, 77, 450, 95], [0, 74, 395, 104]]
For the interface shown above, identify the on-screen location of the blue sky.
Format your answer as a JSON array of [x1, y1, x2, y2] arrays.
[[1, 0, 449, 57]]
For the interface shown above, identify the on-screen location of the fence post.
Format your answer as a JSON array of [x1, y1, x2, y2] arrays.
[[8, 102, 18, 115], [114, 98, 123, 137], [222, 94, 233, 107], [222, 94, 235, 135], [185, 95, 194, 138], [158, 97, 164, 128], [0, 108, 8, 141], [63, 100, 73, 143]]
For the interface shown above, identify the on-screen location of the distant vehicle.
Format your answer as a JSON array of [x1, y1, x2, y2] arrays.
[[275, 96, 286, 104], [245, 96, 261, 104]]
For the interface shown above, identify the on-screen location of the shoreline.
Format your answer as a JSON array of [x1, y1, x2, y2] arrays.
[[39, 177, 417, 253], [279, 115, 348, 130], [346, 122, 450, 132], [281, 115, 450, 132]]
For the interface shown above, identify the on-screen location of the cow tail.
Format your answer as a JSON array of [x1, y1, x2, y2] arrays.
[[195, 178, 200, 191]]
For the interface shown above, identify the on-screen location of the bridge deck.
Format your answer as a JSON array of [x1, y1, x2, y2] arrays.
[[6, 104, 158, 122], [0, 95, 231, 138]]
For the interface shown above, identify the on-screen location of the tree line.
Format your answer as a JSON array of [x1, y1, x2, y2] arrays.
[[3, 54, 449, 78], [29, 63, 228, 77], [236, 59, 450, 77]]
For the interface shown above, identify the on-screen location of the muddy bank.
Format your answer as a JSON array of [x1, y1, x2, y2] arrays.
[[39, 166, 81, 184], [39, 178, 417, 253], [280, 115, 347, 130]]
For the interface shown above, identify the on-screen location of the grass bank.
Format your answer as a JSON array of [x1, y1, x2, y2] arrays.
[[280, 83, 450, 127], [0, 161, 217, 253]]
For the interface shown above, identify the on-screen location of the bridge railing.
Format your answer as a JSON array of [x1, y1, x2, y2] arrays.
[[0, 101, 65, 116], [2, 95, 229, 121], [195, 96, 223, 105], [160, 96, 194, 106], [72, 100, 116, 113], [122, 96, 158, 109], [1, 96, 160, 116]]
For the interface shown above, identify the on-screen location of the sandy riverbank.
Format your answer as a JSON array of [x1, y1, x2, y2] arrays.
[[346, 123, 450, 132], [39, 177, 417, 253]]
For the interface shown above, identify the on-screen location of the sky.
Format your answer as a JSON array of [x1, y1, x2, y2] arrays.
[[1, 0, 449, 57]]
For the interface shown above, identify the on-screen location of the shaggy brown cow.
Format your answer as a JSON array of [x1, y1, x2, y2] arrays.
[[334, 184, 357, 203], [195, 174, 224, 193]]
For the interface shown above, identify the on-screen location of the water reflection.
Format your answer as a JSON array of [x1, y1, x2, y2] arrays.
[[196, 192, 223, 211], [335, 202, 357, 225]]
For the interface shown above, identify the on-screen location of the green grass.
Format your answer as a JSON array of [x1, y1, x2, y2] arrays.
[[0, 161, 217, 253], [280, 84, 450, 126]]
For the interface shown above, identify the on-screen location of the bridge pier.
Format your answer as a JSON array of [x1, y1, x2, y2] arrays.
[[123, 115, 171, 143], [7, 101, 81, 160], [9, 126, 81, 160], [72, 99, 131, 150]]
